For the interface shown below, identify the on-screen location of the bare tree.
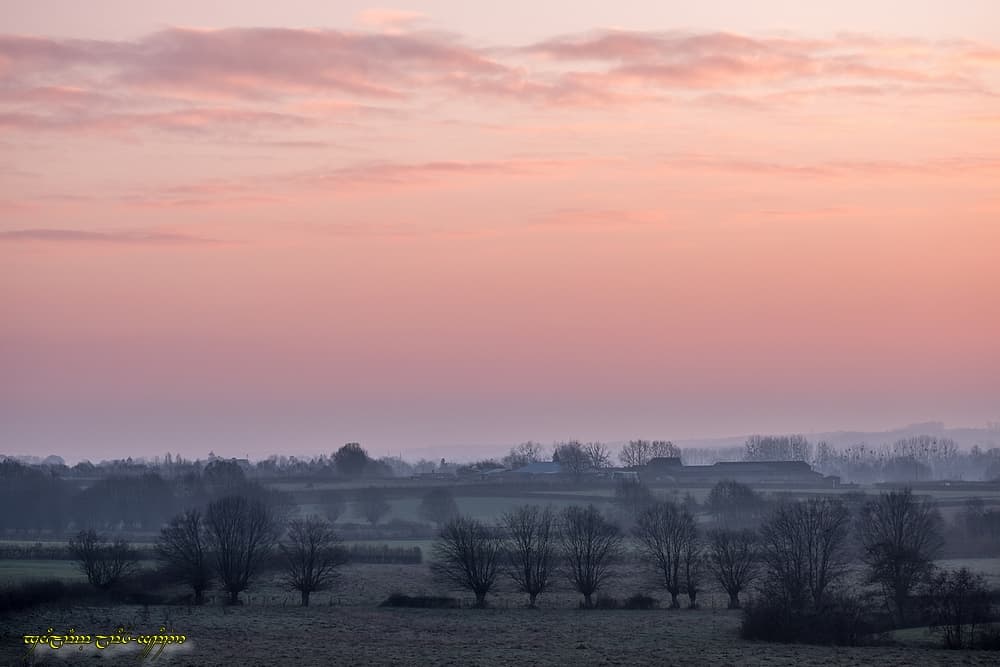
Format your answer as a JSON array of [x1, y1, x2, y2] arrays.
[[553, 441, 591, 481], [356, 486, 391, 526], [758, 498, 851, 610], [280, 515, 347, 606], [707, 528, 758, 608], [502, 505, 556, 607], [744, 434, 812, 462], [431, 515, 503, 607], [419, 487, 459, 527], [583, 442, 612, 469], [156, 509, 211, 604], [69, 529, 137, 591], [619, 440, 681, 467], [634, 502, 696, 608], [502, 442, 544, 469], [923, 567, 993, 649], [683, 537, 704, 609], [857, 488, 943, 625], [560, 505, 623, 608], [205, 495, 278, 605]]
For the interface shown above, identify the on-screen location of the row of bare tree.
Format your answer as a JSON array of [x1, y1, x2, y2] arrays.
[[430, 488, 948, 625], [70, 495, 348, 607]]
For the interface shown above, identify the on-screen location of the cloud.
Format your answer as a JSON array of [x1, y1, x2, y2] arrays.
[[356, 9, 428, 33], [656, 154, 1000, 178], [0, 107, 312, 135], [0, 26, 995, 137], [0, 228, 225, 244]]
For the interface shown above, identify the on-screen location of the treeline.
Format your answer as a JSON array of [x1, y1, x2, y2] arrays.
[[0, 458, 287, 534]]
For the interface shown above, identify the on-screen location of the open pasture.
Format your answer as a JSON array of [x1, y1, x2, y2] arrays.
[[5, 601, 999, 666]]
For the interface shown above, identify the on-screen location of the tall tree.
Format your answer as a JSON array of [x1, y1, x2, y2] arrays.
[[707, 528, 758, 609], [156, 509, 212, 604], [502, 505, 556, 607], [205, 495, 278, 604], [560, 505, 623, 608], [69, 529, 137, 591], [431, 515, 503, 607], [857, 488, 943, 625], [759, 498, 851, 610], [279, 516, 347, 606], [634, 501, 697, 608], [333, 442, 371, 478], [619, 440, 681, 467], [553, 441, 591, 481], [502, 442, 545, 470]]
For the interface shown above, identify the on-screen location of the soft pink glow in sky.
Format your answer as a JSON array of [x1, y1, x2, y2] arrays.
[[1, 2, 999, 460]]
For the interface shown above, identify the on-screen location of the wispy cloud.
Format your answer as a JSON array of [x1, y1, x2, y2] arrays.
[[0, 228, 226, 244], [0, 26, 994, 134]]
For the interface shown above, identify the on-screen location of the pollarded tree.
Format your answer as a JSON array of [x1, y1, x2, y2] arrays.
[[156, 509, 212, 604], [758, 498, 851, 611], [683, 537, 704, 609], [707, 528, 758, 609], [634, 502, 696, 608], [419, 487, 459, 527], [502, 505, 556, 607], [857, 488, 943, 625], [205, 495, 279, 605], [560, 505, 623, 608], [431, 515, 503, 607], [69, 529, 138, 591], [280, 515, 348, 606]]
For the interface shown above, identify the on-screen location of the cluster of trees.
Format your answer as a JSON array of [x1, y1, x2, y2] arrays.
[[155, 496, 345, 606]]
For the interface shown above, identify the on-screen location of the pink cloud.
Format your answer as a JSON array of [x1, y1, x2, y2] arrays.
[[356, 8, 428, 33], [0, 228, 225, 244]]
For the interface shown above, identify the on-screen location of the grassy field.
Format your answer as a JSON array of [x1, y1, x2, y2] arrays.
[[4, 559, 1000, 665], [5, 600, 999, 666]]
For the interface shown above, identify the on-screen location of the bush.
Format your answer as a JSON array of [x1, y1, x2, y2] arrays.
[[592, 594, 620, 609], [741, 595, 874, 645], [379, 593, 460, 608], [0, 579, 93, 613], [977, 625, 1000, 651], [623, 593, 659, 610]]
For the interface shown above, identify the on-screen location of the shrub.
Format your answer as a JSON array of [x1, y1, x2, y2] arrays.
[[623, 593, 659, 610], [592, 594, 620, 609], [741, 595, 874, 645], [0, 579, 92, 613], [379, 593, 460, 608]]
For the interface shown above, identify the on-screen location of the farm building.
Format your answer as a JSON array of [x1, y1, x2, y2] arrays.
[[641, 457, 838, 487]]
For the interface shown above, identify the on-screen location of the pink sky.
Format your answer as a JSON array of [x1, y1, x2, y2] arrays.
[[2, 2, 999, 460]]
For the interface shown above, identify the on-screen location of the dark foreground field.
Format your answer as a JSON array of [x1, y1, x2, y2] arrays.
[[4, 604, 1000, 666], [4, 561, 1000, 666]]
